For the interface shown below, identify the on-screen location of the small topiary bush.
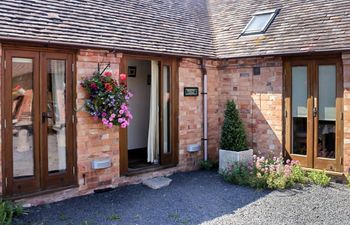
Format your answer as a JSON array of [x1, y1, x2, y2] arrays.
[[220, 100, 247, 151], [307, 170, 331, 187], [0, 201, 25, 225]]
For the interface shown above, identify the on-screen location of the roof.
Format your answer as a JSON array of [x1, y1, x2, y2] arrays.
[[208, 0, 350, 58], [1, 0, 350, 58], [0, 0, 215, 57]]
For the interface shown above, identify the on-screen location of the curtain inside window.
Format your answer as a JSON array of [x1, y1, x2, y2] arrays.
[[49, 60, 67, 171], [147, 61, 159, 163]]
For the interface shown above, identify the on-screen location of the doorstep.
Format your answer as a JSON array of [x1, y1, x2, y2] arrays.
[[125, 164, 177, 177], [3, 184, 79, 201], [301, 167, 345, 177]]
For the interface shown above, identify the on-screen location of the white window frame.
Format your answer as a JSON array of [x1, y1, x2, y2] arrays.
[[241, 9, 280, 35]]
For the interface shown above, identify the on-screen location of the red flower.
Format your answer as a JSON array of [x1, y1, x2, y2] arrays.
[[104, 83, 113, 92], [104, 71, 112, 77], [120, 73, 127, 81], [90, 82, 98, 90]]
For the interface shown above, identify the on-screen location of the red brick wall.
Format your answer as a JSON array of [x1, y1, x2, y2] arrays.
[[5, 48, 349, 205], [207, 60, 221, 160], [178, 58, 203, 169], [342, 53, 350, 173], [178, 58, 220, 166], [216, 57, 283, 157], [0, 43, 2, 194], [75, 50, 122, 193]]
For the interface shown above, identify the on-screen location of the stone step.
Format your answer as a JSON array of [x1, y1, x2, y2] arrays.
[[142, 176, 172, 189]]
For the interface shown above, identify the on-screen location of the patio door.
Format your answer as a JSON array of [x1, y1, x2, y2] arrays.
[[3, 49, 76, 196], [159, 59, 178, 165], [284, 57, 343, 171]]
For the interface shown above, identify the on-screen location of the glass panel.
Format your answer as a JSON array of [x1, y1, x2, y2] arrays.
[[47, 60, 67, 173], [162, 65, 171, 154], [292, 66, 308, 155], [245, 13, 272, 33], [317, 65, 336, 159], [12, 57, 34, 178]]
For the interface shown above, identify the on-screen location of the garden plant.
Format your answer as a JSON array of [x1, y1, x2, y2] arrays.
[[221, 155, 333, 190]]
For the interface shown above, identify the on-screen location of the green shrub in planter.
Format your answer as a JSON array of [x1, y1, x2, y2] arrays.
[[220, 100, 247, 151]]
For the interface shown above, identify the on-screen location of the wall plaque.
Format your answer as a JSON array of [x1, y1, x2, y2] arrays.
[[184, 87, 199, 96]]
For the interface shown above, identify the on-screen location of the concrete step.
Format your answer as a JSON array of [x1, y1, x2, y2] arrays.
[[142, 176, 172, 189]]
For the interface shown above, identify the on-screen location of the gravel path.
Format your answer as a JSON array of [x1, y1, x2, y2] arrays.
[[14, 171, 350, 225]]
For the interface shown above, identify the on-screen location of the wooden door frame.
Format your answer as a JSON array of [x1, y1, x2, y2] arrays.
[[159, 58, 179, 165], [1, 45, 78, 197], [283, 55, 343, 172], [119, 54, 179, 176], [40, 52, 76, 189], [312, 58, 343, 171], [2, 50, 41, 196]]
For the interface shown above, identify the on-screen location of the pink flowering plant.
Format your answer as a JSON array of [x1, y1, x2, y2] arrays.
[[81, 71, 133, 128], [221, 155, 309, 189]]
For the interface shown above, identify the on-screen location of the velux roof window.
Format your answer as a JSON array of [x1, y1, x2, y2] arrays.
[[241, 9, 280, 35]]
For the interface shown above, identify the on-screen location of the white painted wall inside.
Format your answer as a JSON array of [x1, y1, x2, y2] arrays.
[[127, 60, 151, 150]]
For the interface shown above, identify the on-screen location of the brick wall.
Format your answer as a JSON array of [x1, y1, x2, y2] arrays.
[[216, 57, 283, 157], [207, 60, 221, 160], [178, 58, 203, 169], [0, 43, 2, 194], [177, 58, 221, 166], [5, 49, 349, 205], [75, 50, 122, 193], [15, 53, 215, 205], [342, 53, 350, 173]]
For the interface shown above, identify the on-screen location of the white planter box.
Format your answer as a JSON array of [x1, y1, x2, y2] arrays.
[[219, 149, 253, 171]]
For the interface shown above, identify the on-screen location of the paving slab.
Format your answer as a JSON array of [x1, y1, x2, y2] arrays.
[[142, 176, 172, 189]]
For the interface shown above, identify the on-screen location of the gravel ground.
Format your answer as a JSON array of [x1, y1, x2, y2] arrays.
[[14, 170, 350, 225]]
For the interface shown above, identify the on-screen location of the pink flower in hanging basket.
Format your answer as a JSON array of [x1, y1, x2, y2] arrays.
[[104, 71, 112, 77], [120, 73, 127, 81]]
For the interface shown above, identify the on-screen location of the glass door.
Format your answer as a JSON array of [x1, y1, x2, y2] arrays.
[[3, 49, 76, 196], [4, 50, 41, 195], [313, 60, 343, 171], [285, 61, 313, 168], [285, 57, 343, 172], [40, 52, 75, 189]]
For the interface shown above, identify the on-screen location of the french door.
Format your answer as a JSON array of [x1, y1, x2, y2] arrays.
[[3, 49, 76, 196], [284, 57, 343, 171], [119, 56, 178, 175]]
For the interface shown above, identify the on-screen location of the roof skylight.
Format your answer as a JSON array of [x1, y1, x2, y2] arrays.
[[242, 9, 280, 35]]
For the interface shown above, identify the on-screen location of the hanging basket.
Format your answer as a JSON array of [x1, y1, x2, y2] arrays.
[[80, 71, 133, 128]]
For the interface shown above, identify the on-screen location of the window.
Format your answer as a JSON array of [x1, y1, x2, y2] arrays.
[[241, 9, 279, 35]]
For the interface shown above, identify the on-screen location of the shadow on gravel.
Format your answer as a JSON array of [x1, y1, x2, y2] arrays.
[[13, 170, 270, 225]]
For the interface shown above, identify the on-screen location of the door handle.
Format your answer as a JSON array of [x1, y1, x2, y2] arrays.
[[312, 107, 318, 117], [42, 112, 53, 123]]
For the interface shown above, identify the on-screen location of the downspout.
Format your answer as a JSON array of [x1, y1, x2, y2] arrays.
[[201, 59, 208, 161]]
